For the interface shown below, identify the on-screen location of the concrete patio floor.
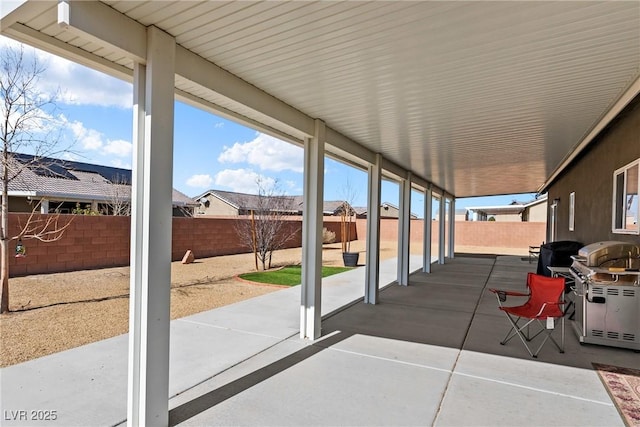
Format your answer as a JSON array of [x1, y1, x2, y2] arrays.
[[1, 255, 637, 426]]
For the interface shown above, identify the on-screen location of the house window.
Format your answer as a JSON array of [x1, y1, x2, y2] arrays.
[[612, 158, 639, 234], [549, 199, 558, 242], [569, 192, 575, 232]]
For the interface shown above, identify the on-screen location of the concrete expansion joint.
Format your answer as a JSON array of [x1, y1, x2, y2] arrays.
[[450, 369, 615, 406], [432, 258, 498, 425], [168, 331, 298, 402], [327, 346, 454, 373], [176, 318, 287, 340]]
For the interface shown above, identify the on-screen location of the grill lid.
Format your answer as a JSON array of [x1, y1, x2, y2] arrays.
[[578, 241, 640, 266]]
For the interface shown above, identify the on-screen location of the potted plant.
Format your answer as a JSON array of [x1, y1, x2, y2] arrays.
[[340, 201, 359, 266], [339, 180, 359, 267]]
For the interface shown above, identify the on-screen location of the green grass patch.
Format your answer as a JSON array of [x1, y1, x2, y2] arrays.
[[239, 265, 352, 286]]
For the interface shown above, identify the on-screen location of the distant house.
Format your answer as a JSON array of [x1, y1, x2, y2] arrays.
[[194, 189, 349, 217], [4, 153, 197, 216], [466, 195, 547, 222], [454, 208, 468, 221], [354, 202, 419, 219]]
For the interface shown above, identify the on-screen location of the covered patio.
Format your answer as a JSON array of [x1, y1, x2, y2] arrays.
[[166, 256, 638, 426], [1, 1, 639, 426], [2, 255, 637, 426]]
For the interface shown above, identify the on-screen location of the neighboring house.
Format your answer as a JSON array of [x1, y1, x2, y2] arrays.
[[521, 197, 548, 222], [466, 195, 548, 222], [194, 189, 349, 217], [454, 208, 467, 221], [4, 153, 197, 216], [354, 202, 419, 219]]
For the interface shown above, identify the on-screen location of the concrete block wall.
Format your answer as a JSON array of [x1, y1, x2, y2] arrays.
[[9, 214, 130, 277], [355, 218, 546, 249], [8, 214, 355, 277], [9, 213, 543, 277]]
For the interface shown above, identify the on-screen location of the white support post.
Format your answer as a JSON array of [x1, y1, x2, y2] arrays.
[[422, 186, 432, 273], [397, 173, 411, 286], [39, 199, 49, 214], [439, 194, 446, 264], [300, 119, 325, 340], [127, 26, 175, 427], [365, 154, 382, 304], [448, 197, 455, 259]]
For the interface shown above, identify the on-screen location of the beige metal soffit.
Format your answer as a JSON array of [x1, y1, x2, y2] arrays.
[[0, 0, 47, 29], [538, 75, 640, 194], [3, 23, 133, 82]]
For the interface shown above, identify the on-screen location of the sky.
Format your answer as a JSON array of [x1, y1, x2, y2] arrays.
[[1, 36, 537, 218]]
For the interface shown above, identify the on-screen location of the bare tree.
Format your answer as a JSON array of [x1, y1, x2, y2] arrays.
[[104, 174, 131, 216], [235, 179, 299, 271], [339, 178, 358, 254], [1, 44, 72, 313]]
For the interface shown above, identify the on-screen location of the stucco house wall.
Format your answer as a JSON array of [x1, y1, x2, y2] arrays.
[[546, 96, 640, 245], [525, 202, 547, 222], [197, 194, 239, 216], [380, 204, 400, 218]]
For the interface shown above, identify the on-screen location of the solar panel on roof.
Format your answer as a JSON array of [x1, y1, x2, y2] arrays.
[[14, 154, 78, 180], [12, 152, 132, 184]]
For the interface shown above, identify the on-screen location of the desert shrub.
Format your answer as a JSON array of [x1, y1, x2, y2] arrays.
[[322, 227, 336, 244]]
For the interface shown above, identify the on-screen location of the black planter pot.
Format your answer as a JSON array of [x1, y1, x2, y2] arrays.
[[342, 252, 359, 267]]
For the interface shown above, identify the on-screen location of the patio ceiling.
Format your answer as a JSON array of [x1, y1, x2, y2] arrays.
[[2, 1, 639, 197]]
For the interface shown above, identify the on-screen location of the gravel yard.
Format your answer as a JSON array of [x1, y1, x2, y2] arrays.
[[0, 241, 398, 367], [0, 241, 522, 367]]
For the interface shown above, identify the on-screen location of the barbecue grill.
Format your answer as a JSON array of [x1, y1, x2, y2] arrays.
[[570, 241, 640, 350]]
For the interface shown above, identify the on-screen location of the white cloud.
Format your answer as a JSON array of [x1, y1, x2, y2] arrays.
[[1, 35, 132, 108], [218, 133, 303, 173], [69, 121, 103, 150], [0, 36, 21, 49], [66, 119, 132, 160], [39, 55, 132, 108], [62, 152, 80, 161], [110, 159, 131, 169], [214, 169, 275, 194], [103, 139, 132, 157], [213, 122, 224, 128], [186, 174, 214, 188]]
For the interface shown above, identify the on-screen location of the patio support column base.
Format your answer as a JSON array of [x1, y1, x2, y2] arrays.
[[127, 26, 175, 427], [398, 173, 411, 285], [439, 194, 446, 264], [423, 185, 433, 273], [448, 197, 455, 259], [300, 119, 325, 340], [365, 154, 382, 304]]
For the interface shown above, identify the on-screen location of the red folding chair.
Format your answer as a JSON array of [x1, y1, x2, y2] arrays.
[[489, 272, 565, 358]]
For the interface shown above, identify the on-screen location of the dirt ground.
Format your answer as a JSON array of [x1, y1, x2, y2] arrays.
[[0, 241, 524, 367]]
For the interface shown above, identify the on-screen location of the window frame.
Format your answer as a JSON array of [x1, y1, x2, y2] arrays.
[[611, 158, 639, 235], [569, 192, 575, 232]]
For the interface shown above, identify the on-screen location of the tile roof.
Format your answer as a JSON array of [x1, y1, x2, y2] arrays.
[[196, 189, 349, 215], [4, 153, 196, 206]]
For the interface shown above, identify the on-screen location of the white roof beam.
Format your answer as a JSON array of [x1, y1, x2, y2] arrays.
[[175, 89, 303, 148], [410, 175, 429, 192], [57, 0, 146, 63], [175, 46, 314, 139], [0, 1, 49, 28], [325, 127, 375, 165], [382, 158, 408, 181], [3, 23, 132, 82]]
